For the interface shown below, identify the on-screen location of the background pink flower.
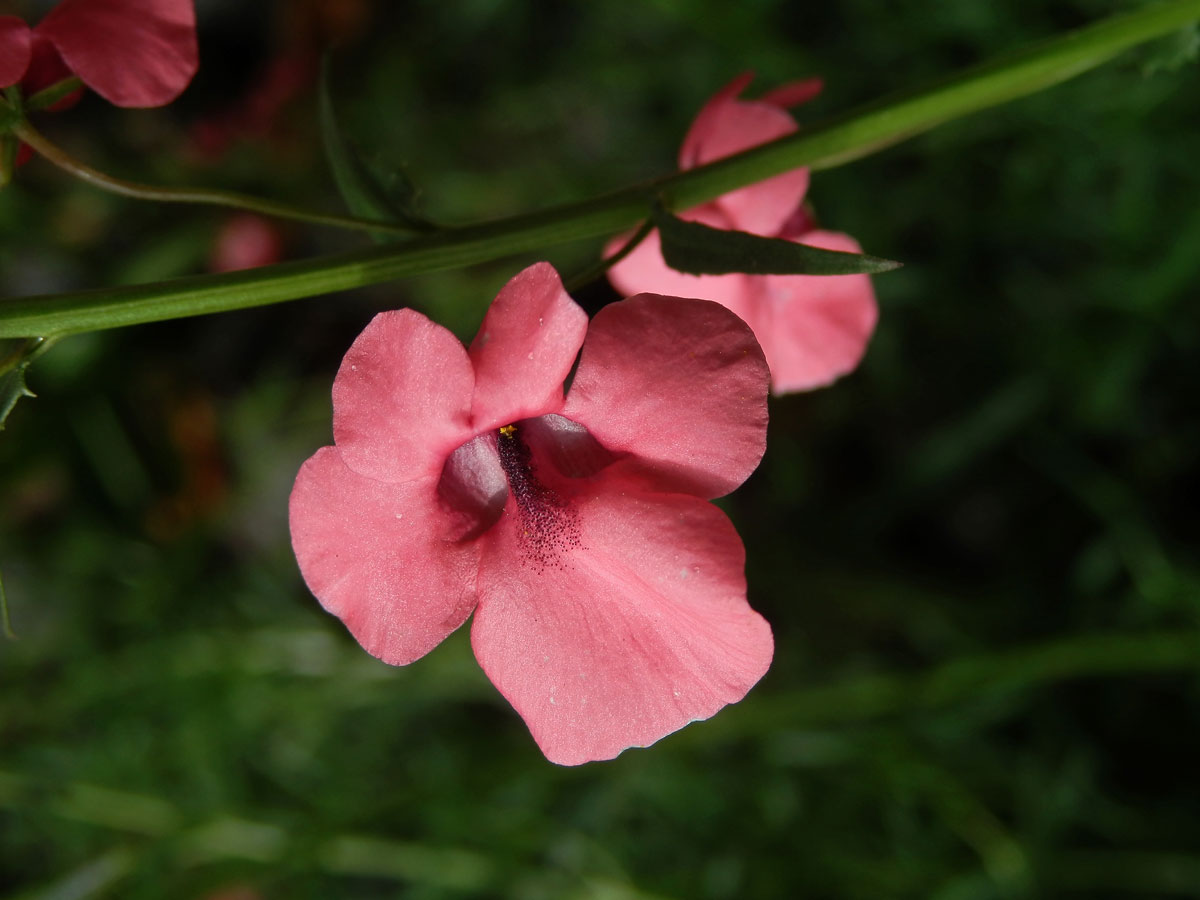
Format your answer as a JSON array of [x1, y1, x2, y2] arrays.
[[208, 214, 284, 273], [290, 263, 774, 765], [607, 73, 879, 395], [0, 0, 197, 108]]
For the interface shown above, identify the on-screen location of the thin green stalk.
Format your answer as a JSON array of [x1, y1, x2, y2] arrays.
[[0, 341, 25, 378], [12, 121, 419, 237], [0, 335, 59, 379], [1, 88, 22, 126], [563, 218, 654, 293], [2, 0, 1198, 337], [26, 76, 83, 111]]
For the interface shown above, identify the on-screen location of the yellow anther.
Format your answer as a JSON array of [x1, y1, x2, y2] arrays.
[[499, 424, 517, 438]]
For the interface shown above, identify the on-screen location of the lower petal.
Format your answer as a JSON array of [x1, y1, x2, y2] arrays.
[[605, 219, 747, 313], [471, 489, 773, 766], [751, 229, 879, 393], [290, 446, 480, 666]]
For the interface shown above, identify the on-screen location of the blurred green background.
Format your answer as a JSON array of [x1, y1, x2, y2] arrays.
[[3, 0, 1199, 897]]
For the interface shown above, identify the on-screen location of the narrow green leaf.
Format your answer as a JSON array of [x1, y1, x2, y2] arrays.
[[654, 205, 901, 276], [318, 60, 431, 240]]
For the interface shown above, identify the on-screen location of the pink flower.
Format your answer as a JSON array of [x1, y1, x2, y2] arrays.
[[607, 73, 878, 395], [0, 0, 197, 108], [289, 263, 774, 765], [209, 214, 284, 273]]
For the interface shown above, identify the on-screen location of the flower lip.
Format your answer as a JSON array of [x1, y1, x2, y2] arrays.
[[437, 431, 507, 542], [437, 413, 618, 553], [292, 263, 775, 765], [516, 413, 620, 481], [496, 420, 582, 571]]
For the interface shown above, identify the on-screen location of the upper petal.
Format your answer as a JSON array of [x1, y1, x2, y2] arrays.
[[471, 489, 773, 766], [0, 17, 32, 88], [36, 0, 197, 107], [563, 294, 768, 499], [759, 77, 824, 109], [18, 34, 78, 106], [289, 446, 480, 666], [467, 262, 588, 431], [678, 72, 756, 170], [332, 308, 475, 483], [746, 229, 879, 394], [679, 73, 808, 236]]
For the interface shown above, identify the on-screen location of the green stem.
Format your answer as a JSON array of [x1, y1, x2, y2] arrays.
[[2, 0, 1198, 337], [0, 335, 59, 378], [12, 121, 418, 238]]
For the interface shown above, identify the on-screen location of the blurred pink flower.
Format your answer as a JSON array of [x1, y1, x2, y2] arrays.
[[607, 73, 878, 394], [0, 0, 197, 107], [209, 214, 284, 273], [290, 263, 774, 765]]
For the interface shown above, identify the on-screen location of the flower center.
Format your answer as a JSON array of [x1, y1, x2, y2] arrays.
[[438, 414, 614, 563], [496, 422, 581, 570]]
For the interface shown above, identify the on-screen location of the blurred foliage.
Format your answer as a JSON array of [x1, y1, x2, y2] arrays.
[[2, 0, 1200, 898]]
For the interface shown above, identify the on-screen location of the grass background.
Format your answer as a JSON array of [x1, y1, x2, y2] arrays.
[[2, 0, 1199, 897]]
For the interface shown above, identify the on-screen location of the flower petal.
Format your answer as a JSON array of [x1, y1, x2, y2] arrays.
[[679, 73, 808, 236], [18, 33, 78, 106], [471, 489, 773, 765], [467, 262, 588, 431], [209, 214, 283, 273], [744, 229, 879, 393], [563, 294, 768, 499], [605, 207, 749, 313], [332, 309, 475, 483], [290, 446, 479, 666], [36, 0, 197, 107], [0, 17, 32, 88], [759, 77, 824, 109], [678, 71, 755, 170]]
